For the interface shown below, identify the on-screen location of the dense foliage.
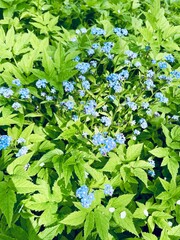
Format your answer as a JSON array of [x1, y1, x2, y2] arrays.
[[0, 0, 180, 239]]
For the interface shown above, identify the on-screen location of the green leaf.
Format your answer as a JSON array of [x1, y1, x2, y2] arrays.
[[168, 225, 180, 237], [126, 144, 143, 161], [84, 212, 94, 239], [95, 209, 109, 240], [133, 168, 148, 186], [38, 149, 63, 165], [167, 157, 179, 180], [0, 182, 16, 227], [10, 176, 39, 193], [162, 124, 172, 146], [61, 211, 87, 226], [149, 147, 169, 158], [171, 125, 180, 141], [142, 232, 158, 240], [114, 209, 138, 236], [20, 123, 34, 139], [7, 152, 34, 175], [38, 225, 60, 240], [111, 194, 135, 208]]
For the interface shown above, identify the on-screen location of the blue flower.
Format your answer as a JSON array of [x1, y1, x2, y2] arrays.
[[144, 79, 155, 90], [72, 115, 78, 121], [101, 116, 111, 127], [148, 159, 155, 167], [139, 118, 148, 129], [76, 185, 89, 199], [87, 48, 95, 56], [119, 70, 129, 80], [104, 184, 114, 196], [146, 70, 155, 78], [79, 90, 85, 97], [82, 80, 90, 90], [165, 54, 174, 63], [92, 133, 105, 146], [19, 88, 30, 99], [76, 62, 91, 74], [171, 70, 180, 79], [126, 98, 137, 111], [76, 185, 94, 208], [91, 27, 105, 35], [63, 81, 75, 92], [0, 135, 11, 150], [134, 129, 141, 135], [152, 59, 156, 64], [92, 43, 100, 49], [155, 92, 168, 103], [90, 60, 97, 68], [148, 170, 155, 177], [12, 79, 21, 86], [84, 100, 97, 116], [114, 27, 128, 36], [12, 102, 21, 110], [158, 61, 167, 69], [74, 56, 80, 62], [36, 79, 47, 89], [134, 61, 141, 68], [62, 101, 74, 110], [17, 137, 26, 144], [101, 42, 114, 54], [141, 102, 149, 109], [16, 146, 28, 157], [115, 133, 126, 144], [46, 96, 53, 101], [0, 87, 14, 98], [125, 50, 137, 59]]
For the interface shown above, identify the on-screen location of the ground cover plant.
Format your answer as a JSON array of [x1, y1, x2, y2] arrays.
[[0, 0, 180, 239]]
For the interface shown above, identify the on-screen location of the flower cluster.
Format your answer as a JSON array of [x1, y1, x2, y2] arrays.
[[104, 184, 114, 196], [0, 135, 11, 150], [76, 185, 94, 208]]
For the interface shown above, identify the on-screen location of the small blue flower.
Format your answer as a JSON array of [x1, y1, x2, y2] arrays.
[[134, 61, 141, 68], [141, 102, 149, 109], [0, 135, 11, 150], [19, 88, 30, 99], [36, 79, 47, 89], [134, 129, 141, 135], [152, 59, 156, 64], [46, 96, 53, 101], [139, 118, 148, 129], [91, 27, 105, 36], [101, 116, 111, 127], [115, 133, 126, 144], [16, 146, 28, 157], [82, 80, 90, 90], [171, 70, 180, 79], [155, 92, 168, 103], [144, 79, 155, 90], [125, 50, 137, 59], [158, 61, 167, 69], [101, 42, 114, 54], [92, 133, 105, 146], [92, 43, 100, 49], [72, 114, 78, 121], [148, 159, 155, 168], [90, 60, 97, 68], [62, 101, 74, 110], [87, 48, 95, 56], [147, 70, 155, 78], [148, 170, 155, 177], [104, 184, 114, 196], [172, 115, 179, 121], [17, 138, 26, 144], [50, 88, 56, 94], [79, 90, 85, 97], [12, 79, 21, 86], [126, 98, 137, 111], [74, 56, 80, 62], [0, 87, 14, 98], [76, 185, 94, 208], [63, 81, 75, 92], [76, 185, 89, 199], [12, 102, 21, 110], [76, 62, 91, 74], [165, 54, 174, 63], [114, 27, 128, 36]]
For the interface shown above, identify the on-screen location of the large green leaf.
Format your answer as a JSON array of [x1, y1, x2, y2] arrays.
[[61, 211, 87, 226], [84, 212, 94, 239], [95, 209, 109, 240], [126, 144, 143, 161], [0, 182, 16, 227]]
